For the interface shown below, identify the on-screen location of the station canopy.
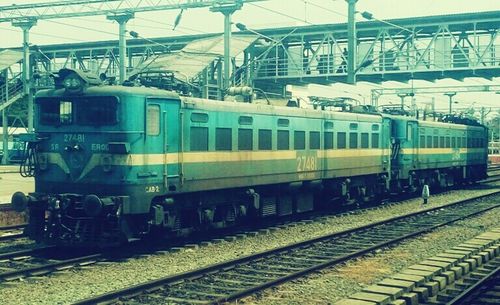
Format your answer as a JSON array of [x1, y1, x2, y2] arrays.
[[0, 50, 23, 72], [130, 34, 257, 81]]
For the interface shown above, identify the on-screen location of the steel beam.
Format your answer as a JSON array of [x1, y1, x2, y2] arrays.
[[0, 0, 266, 23], [346, 0, 357, 84]]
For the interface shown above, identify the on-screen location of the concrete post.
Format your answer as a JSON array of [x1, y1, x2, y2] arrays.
[[210, 2, 242, 94], [444, 92, 456, 114], [346, 0, 358, 84], [107, 13, 134, 83], [223, 11, 232, 89], [12, 19, 37, 132], [2, 70, 8, 165]]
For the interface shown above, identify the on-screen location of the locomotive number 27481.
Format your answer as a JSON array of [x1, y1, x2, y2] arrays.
[[63, 134, 85, 143], [297, 156, 317, 172]]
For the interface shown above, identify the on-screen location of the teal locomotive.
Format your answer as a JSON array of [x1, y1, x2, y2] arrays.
[[12, 69, 488, 246]]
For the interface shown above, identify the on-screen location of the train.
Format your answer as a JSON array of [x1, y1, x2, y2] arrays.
[[11, 68, 488, 246]]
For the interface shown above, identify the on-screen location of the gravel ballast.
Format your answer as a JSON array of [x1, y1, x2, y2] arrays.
[[236, 202, 500, 304], [0, 184, 498, 305]]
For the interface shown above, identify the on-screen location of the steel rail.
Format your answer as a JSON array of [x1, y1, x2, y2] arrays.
[[72, 192, 500, 305], [0, 250, 102, 282], [0, 224, 26, 231], [0, 224, 26, 242], [0, 245, 56, 260], [443, 260, 499, 305], [0, 232, 24, 242]]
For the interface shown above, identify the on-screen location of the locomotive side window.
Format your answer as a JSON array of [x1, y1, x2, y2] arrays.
[[277, 130, 289, 150], [238, 116, 253, 125], [452, 137, 456, 148], [238, 129, 253, 150], [190, 127, 208, 151], [258, 129, 272, 150], [324, 132, 334, 149], [361, 133, 369, 148], [146, 104, 160, 136], [216, 128, 232, 151], [191, 112, 209, 123], [76, 97, 117, 125], [427, 136, 432, 148], [337, 132, 346, 149], [294, 131, 305, 150], [407, 124, 413, 140], [372, 133, 379, 148], [309, 132, 320, 149], [277, 118, 289, 127], [349, 132, 358, 149], [433, 136, 439, 148], [420, 135, 425, 148], [445, 137, 451, 148], [39, 99, 72, 125]]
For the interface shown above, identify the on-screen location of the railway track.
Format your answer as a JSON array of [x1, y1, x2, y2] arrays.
[[0, 224, 26, 242], [73, 192, 500, 305], [0, 246, 103, 282], [429, 257, 500, 305]]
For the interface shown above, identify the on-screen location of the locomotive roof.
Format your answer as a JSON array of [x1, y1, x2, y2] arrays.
[[35, 86, 483, 131], [180, 97, 383, 123], [35, 85, 181, 99], [417, 119, 485, 131], [381, 113, 484, 131]]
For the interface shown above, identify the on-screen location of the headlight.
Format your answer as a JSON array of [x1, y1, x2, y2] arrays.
[[101, 155, 112, 172], [63, 75, 83, 91], [38, 153, 48, 170]]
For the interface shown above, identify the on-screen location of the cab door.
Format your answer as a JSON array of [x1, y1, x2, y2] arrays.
[[381, 118, 392, 172], [145, 102, 164, 191], [406, 121, 418, 169], [146, 97, 181, 193]]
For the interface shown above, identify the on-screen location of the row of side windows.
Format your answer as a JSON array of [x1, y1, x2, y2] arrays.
[[190, 127, 380, 151], [419, 135, 485, 149]]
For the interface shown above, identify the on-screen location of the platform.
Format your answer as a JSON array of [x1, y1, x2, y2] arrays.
[[0, 165, 19, 174], [0, 172, 34, 204]]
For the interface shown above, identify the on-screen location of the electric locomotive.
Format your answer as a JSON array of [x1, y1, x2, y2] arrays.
[[11, 68, 488, 247]]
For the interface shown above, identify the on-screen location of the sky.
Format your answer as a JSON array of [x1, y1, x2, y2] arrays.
[[0, 0, 499, 117]]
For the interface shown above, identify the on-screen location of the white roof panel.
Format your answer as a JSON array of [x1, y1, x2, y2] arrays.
[[131, 34, 257, 80], [0, 49, 23, 71]]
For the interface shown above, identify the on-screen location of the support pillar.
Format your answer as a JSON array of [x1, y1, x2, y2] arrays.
[[2, 70, 8, 165], [12, 19, 36, 132], [107, 13, 134, 83], [346, 0, 358, 84], [211, 2, 242, 93], [398, 93, 407, 109], [444, 92, 456, 114]]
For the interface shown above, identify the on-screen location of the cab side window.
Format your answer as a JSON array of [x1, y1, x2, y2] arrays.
[[147, 104, 160, 136]]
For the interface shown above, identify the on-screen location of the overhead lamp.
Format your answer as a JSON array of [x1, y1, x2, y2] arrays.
[[235, 22, 247, 31], [360, 11, 373, 20], [128, 30, 170, 52], [234, 22, 276, 43]]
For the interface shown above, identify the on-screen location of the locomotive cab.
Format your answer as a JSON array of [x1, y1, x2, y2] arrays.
[[13, 69, 181, 246]]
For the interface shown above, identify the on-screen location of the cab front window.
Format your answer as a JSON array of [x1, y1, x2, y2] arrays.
[[76, 98, 118, 125], [37, 96, 118, 126], [39, 99, 72, 125]]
